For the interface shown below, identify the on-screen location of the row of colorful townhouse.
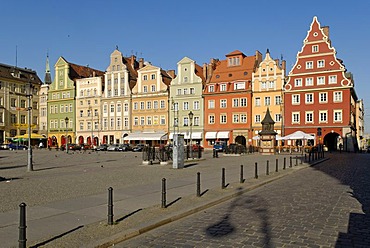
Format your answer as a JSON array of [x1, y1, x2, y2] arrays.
[[0, 16, 364, 151]]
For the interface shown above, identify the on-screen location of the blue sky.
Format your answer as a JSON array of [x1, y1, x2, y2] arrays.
[[2, 0, 370, 132]]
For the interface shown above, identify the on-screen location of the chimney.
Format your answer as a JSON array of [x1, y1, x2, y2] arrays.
[[274, 59, 279, 65], [202, 63, 207, 80], [281, 60, 286, 72], [255, 50, 263, 64], [130, 55, 136, 68], [93, 71, 96, 77], [166, 70, 175, 79], [322, 26, 329, 38], [139, 58, 144, 68]]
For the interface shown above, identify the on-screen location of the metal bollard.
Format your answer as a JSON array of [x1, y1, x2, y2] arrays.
[[283, 157, 286, 170], [240, 165, 244, 183], [196, 172, 201, 197], [19, 203, 27, 248], [255, 162, 258, 179], [289, 156, 292, 168], [295, 156, 298, 166], [221, 168, 226, 189], [266, 160, 269, 175], [276, 159, 279, 172], [108, 187, 114, 225], [161, 178, 166, 208], [300, 155, 303, 164]]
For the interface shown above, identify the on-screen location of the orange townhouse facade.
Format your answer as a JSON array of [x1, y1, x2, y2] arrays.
[[203, 50, 262, 149], [284, 16, 358, 151]]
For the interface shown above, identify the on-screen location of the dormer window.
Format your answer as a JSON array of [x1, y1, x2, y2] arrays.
[[228, 57, 240, 66]]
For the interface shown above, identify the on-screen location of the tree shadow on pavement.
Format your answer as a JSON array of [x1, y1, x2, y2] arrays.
[[311, 153, 370, 247], [205, 188, 273, 247]]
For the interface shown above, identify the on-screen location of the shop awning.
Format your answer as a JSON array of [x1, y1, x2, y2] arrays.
[[169, 132, 203, 140], [217, 131, 229, 139], [205, 132, 217, 139], [13, 134, 47, 139], [123, 132, 168, 141]]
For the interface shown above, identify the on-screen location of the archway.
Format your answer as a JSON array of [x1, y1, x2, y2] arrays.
[[93, 137, 99, 146], [235, 135, 246, 146], [78, 136, 84, 145], [323, 132, 340, 151], [51, 136, 58, 147], [87, 137, 92, 146]]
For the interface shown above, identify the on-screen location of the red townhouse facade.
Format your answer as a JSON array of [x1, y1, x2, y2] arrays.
[[203, 50, 262, 149], [284, 16, 358, 151]]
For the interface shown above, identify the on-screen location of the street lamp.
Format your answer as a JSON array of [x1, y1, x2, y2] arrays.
[[27, 76, 34, 172], [65, 117, 69, 153], [188, 111, 194, 159]]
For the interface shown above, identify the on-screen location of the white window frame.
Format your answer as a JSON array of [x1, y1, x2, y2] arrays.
[[319, 92, 328, 103], [220, 99, 227, 108], [333, 110, 342, 122], [294, 78, 302, 87], [305, 111, 314, 123], [305, 77, 313, 86], [305, 93, 314, 104], [220, 84, 227, 91], [317, 76, 325, 85], [312, 45, 319, 53], [329, 75, 337, 84], [319, 110, 328, 123], [255, 115, 261, 123], [209, 115, 215, 124], [255, 97, 261, 107], [317, 60, 325, 68], [333, 91, 342, 102], [306, 61, 313, 69], [208, 100, 215, 109], [220, 114, 227, 124], [292, 112, 300, 124], [292, 94, 300, 105], [264, 96, 271, 106]]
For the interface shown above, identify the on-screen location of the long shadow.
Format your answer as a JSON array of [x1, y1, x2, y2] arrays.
[[205, 188, 272, 247], [311, 153, 370, 247], [165, 197, 182, 208], [0, 164, 26, 170], [29, 225, 84, 247], [115, 209, 143, 223], [0, 176, 22, 182]]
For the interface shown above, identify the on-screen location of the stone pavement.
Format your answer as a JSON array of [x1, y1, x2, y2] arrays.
[[0, 149, 321, 247], [120, 152, 370, 247]]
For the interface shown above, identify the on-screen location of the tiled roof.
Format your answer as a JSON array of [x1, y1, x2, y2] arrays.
[[0, 63, 42, 84], [195, 63, 206, 82], [68, 61, 105, 81]]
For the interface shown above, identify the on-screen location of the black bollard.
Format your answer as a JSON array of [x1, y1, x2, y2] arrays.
[[266, 160, 269, 175], [221, 168, 226, 189], [196, 172, 201, 197], [283, 157, 286, 170], [300, 155, 303, 164], [276, 159, 279, 172], [240, 165, 244, 183], [289, 156, 292, 168], [161, 178, 166, 208], [255, 162, 258, 179], [19, 203, 27, 248], [108, 187, 114, 225], [295, 156, 298, 166], [216, 150, 219, 158]]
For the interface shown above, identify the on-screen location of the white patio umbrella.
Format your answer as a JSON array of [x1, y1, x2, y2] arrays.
[[282, 131, 314, 140]]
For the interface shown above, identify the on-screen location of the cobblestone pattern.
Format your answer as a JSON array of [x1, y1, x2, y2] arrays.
[[121, 153, 370, 247]]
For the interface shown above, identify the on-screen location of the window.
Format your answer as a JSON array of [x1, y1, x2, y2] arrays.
[[209, 115, 215, 124], [79, 122, 84, 130], [147, 101, 152, 109], [240, 98, 247, 107], [306, 61, 313, 69], [275, 96, 282, 105], [114, 89, 118, 96], [121, 87, 125, 95], [305, 112, 313, 123], [134, 117, 138, 126], [208, 85, 214, 92], [183, 77, 188, 82], [319, 92, 327, 103], [160, 116, 166, 125], [177, 89, 182, 95], [220, 115, 227, 124], [261, 82, 267, 89], [264, 97, 271, 106], [240, 114, 247, 123], [255, 115, 261, 123], [312, 45, 319, 53], [317, 60, 325, 68], [329, 75, 337, 84], [194, 116, 200, 126], [334, 110, 342, 122], [317, 76, 325, 85], [306, 77, 313, 86], [110, 105, 114, 113], [20, 99, 26, 108], [133, 102, 138, 110], [334, 91, 342, 102], [110, 118, 114, 128], [275, 114, 282, 122], [11, 98, 16, 107], [220, 84, 226, 91], [147, 116, 152, 125], [183, 88, 188, 95], [319, 111, 327, 123], [190, 88, 195, 94], [143, 75, 148, 80], [151, 74, 156, 80], [140, 102, 144, 110], [193, 101, 200, 110], [124, 117, 128, 127], [20, 115, 26, 124], [153, 101, 158, 109], [94, 121, 98, 130], [103, 118, 108, 129], [160, 100, 165, 109], [292, 94, 300, 104], [183, 117, 189, 126], [80, 110, 83, 117], [143, 86, 148, 93], [94, 109, 98, 116], [255, 97, 261, 107], [151, 85, 156, 92], [87, 121, 92, 130], [233, 99, 239, 107], [220, 99, 227, 108], [292, 112, 300, 123], [11, 114, 16, 124], [117, 104, 122, 112], [208, 100, 215, 109], [233, 114, 239, 123], [269, 81, 275, 88], [234, 82, 245, 90], [294, 78, 302, 87], [305, 93, 313, 104], [183, 102, 189, 110], [140, 117, 145, 125]]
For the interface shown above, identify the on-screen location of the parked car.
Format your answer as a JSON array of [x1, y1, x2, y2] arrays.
[[60, 143, 81, 151], [107, 144, 120, 151], [81, 144, 91, 150], [213, 141, 227, 152], [191, 144, 204, 152], [133, 144, 145, 152], [8, 143, 28, 150], [95, 144, 108, 151], [0, 143, 9, 150], [118, 144, 133, 151]]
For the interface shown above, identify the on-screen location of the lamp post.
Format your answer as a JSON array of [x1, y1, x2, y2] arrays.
[[65, 117, 69, 153], [188, 111, 194, 159], [27, 77, 34, 171]]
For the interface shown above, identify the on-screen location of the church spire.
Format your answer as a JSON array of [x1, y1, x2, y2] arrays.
[[44, 52, 52, 84]]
